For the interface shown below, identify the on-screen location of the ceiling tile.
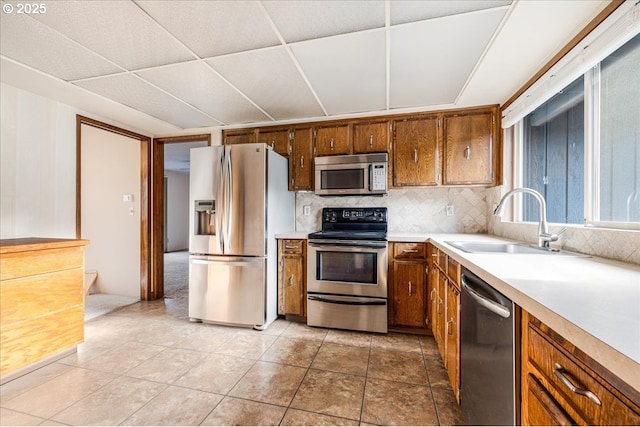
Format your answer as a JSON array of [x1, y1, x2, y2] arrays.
[[136, 61, 271, 125], [291, 31, 386, 116], [263, 1, 385, 43], [390, 0, 511, 25], [0, 6, 121, 81], [207, 47, 324, 121], [31, 1, 194, 71], [74, 74, 220, 129], [136, 1, 280, 58], [390, 8, 506, 108]]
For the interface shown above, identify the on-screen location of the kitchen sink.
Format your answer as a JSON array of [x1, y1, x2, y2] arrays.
[[445, 241, 580, 255]]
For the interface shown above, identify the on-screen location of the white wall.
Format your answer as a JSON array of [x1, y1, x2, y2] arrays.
[[1, 83, 77, 239], [81, 124, 141, 298], [165, 170, 190, 252]]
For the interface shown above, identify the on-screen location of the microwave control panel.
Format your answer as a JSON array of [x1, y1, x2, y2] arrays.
[[370, 163, 387, 191]]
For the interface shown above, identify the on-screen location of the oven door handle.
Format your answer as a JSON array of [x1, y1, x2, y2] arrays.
[[308, 295, 387, 306], [308, 240, 387, 249]]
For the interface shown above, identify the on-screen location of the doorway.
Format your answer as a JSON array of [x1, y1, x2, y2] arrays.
[[151, 135, 211, 300]]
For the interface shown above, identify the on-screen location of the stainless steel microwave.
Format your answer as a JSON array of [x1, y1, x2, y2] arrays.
[[314, 153, 388, 196]]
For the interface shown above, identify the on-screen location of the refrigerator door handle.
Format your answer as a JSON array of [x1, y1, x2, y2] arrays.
[[191, 259, 263, 268], [217, 150, 225, 252], [225, 148, 233, 250]]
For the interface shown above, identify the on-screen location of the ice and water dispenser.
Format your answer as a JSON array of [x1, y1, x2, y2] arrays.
[[194, 200, 216, 235]]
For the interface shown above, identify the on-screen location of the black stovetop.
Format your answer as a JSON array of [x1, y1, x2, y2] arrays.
[[308, 207, 387, 241]]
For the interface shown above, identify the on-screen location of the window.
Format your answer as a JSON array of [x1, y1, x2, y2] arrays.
[[519, 33, 640, 228]]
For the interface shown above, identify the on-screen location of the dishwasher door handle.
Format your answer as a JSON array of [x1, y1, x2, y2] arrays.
[[462, 276, 511, 319]]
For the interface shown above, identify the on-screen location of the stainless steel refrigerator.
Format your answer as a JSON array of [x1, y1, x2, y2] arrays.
[[188, 143, 293, 329]]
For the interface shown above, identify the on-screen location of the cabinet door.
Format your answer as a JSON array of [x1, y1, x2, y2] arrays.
[[524, 374, 576, 426], [223, 129, 256, 145], [290, 127, 314, 191], [392, 261, 426, 328], [435, 270, 447, 357], [315, 125, 350, 156], [283, 255, 304, 317], [427, 246, 438, 333], [443, 110, 495, 185], [393, 116, 440, 186], [258, 129, 290, 158], [353, 120, 389, 154], [446, 280, 460, 402]]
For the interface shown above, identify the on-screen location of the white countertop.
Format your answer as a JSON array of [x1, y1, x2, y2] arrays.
[[276, 231, 640, 390]]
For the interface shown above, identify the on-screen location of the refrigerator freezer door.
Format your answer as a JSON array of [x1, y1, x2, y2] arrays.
[[225, 144, 267, 256], [189, 255, 267, 327], [189, 146, 225, 255]]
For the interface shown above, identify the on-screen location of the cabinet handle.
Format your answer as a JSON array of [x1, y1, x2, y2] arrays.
[[464, 145, 471, 160], [447, 319, 454, 336], [285, 245, 299, 249], [404, 249, 418, 253], [289, 275, 294, 286], [271, 140, 275, 148], [430, 289, 436, 301], [408, 281, 413, 296], [300, 155, 304, 168], [414, 148, 418, 163], [369, 135, 374, 147], [553, 363, 602, 406], [330, 138, 334, 150]]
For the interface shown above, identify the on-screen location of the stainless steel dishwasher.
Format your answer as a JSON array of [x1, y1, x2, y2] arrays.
[[460, 267, 515, 426]]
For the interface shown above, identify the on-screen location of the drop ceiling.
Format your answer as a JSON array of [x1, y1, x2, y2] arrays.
[[0, 0, 610, 135]]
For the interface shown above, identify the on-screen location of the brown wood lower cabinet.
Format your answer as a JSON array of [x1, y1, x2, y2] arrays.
[[0, 238, 88, 380], [388, 242, 428, 332], [277, 239, 306, 319], [521, 310, 640, 426]]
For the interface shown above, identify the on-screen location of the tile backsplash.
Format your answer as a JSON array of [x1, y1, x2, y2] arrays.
[[295, 188, 489, 234]]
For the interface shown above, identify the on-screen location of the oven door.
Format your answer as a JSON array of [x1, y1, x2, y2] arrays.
[[307, 240, 388, 298]]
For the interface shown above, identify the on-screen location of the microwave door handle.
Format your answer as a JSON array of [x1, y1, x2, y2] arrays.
[[368, 164, 372, 191]]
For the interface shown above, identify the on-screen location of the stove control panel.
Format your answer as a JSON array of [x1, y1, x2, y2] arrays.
[[322, 207, 387, 224]]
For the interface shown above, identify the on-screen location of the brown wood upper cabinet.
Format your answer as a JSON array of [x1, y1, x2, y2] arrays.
[[257, 128, 290, 158], [223, 129, 256, 145], [392, 115, 440, 187], [353, 120, 390, 154], [290, 127, 314, 191], [443, 108, 498, 185], [314, 124, 350, 156]]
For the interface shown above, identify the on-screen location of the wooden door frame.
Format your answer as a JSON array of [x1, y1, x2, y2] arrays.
[[76, 115, 154, 300], [151, 134, 211, 300]]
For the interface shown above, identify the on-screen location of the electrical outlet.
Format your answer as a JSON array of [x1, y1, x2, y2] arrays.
[[303, 205, 311, 216], [446, 205, 454, 216]]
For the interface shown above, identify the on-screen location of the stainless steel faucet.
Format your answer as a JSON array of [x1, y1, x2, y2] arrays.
[[493, 187, 562, 250]]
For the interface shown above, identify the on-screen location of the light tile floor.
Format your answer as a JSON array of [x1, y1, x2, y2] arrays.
[[0, 298, 464, 426]]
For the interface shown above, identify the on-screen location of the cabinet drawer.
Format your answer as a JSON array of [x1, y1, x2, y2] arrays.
[[446, 257, 460, 286], [0, 247, 84, 281], [282, 239, 304, 254], [394, 243, 426, 259], [527, 325, 639, 425]]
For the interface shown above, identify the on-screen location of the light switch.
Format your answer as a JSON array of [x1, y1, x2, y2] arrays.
[[123, 194, 133, 202]]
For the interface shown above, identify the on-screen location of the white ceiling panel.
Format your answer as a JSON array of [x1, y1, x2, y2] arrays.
[[291, 31, 386, 116], [0, 6, 121, 81], [390, 0, 512, 25], [390, 8, 507, 108], [136, 61, 271, 125], [74, 74, 220, 129], [32, 1, 195, 71], [207, 47, 324, 121], [458, 0, 610, 107], [263, 1, 385, 43], [136, 1, 280, 58]]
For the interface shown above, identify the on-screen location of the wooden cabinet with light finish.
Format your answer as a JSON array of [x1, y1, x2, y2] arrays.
[[277, 239, 306, 319], [392, 115, 441, 187], [389, 243, 428, 331], [521, 310, 640, 426], [315, 124, 350, 156], [257, 128, 290, 158], [0, 238, 89, 381], [289, 127, 314, 191], [443, 107, 499, 185]]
